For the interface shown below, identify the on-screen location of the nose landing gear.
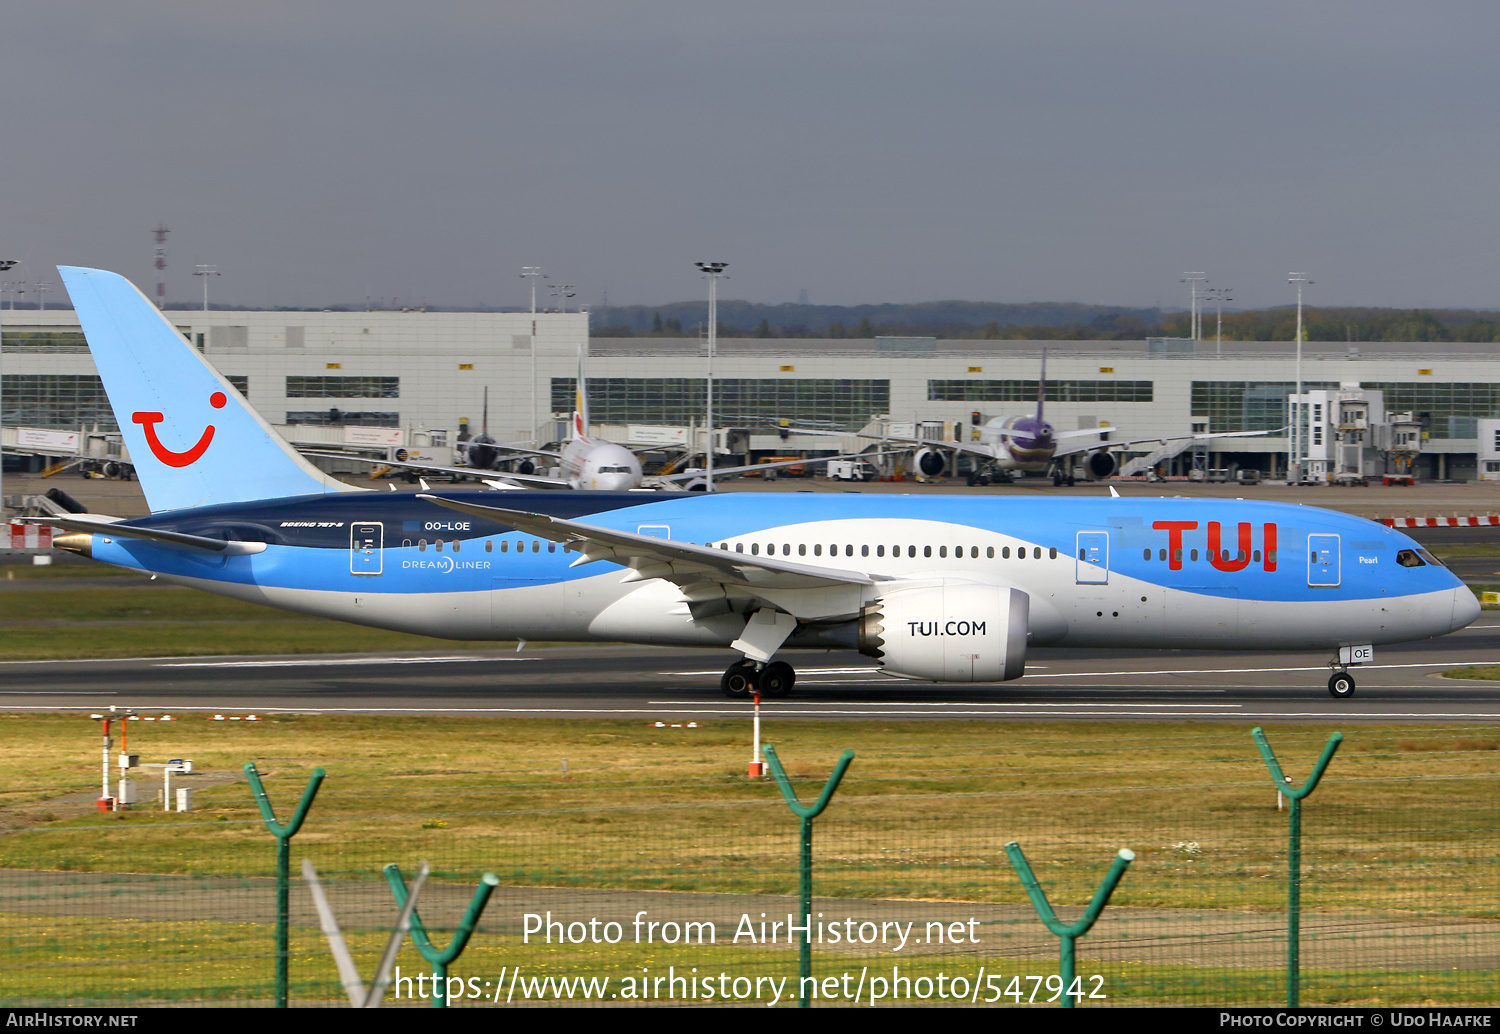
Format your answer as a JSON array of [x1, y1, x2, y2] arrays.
[[720, 659, 797, 698], [1327, 671, 1356, 698]]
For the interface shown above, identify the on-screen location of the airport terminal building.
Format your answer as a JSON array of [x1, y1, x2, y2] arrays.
[[4, 307, 1499, 481]]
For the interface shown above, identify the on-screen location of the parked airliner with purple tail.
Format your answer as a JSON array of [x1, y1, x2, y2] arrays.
[[792, 352, 1272, 485], [29, 267, 1478, 700]]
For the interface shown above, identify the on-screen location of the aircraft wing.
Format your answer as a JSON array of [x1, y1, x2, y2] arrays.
[[784, 427, 1000, 458], [417, 495, 877, 593], [21, 515, 267, 555], [1053, 427, 1278, 459], [653, 451, 900, 483], [300, 451, 574, 489]]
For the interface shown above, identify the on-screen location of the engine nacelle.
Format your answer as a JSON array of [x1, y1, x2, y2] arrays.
[[859, 583, 1028, 682], [1084, 450, 1117, 479], [915, 447, 947, 477]]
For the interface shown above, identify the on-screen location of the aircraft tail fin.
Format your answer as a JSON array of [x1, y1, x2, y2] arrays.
[[58, 266, 358, 513], [571, 345, 590, 441]]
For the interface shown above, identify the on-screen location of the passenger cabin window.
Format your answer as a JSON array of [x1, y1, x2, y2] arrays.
[[1142, 548, 1150, 561], [877, 545, 885, 557], [1002, 547, 1011, 558], [1049, 547, 1057, 559], [799, 544, 807, 556], [924, 546, 932, 558], [1396, 549, 1425, 567], [548, 542, 556, 553], [846, 545, 854, 557], [986, 547, 994, 558], [418, 539, 427, 552], [485, 540, 493, 552], [814, 544, 822, 556], [1190, 549, 1198, 562], [861, 545, 870, 557], [1159, 549, 1167, 561], [908, 546, 916, 558], [533, 540, 541, 553], [939, 546, 947, 558]]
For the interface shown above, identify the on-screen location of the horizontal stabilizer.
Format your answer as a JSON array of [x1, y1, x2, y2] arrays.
[[22, 515, 267, 555]]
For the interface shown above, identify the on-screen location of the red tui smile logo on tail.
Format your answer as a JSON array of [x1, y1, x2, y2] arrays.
[[132, 392, 227, 467]]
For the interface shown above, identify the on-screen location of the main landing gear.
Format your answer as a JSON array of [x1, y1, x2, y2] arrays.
[[720, 660, 796, 699]]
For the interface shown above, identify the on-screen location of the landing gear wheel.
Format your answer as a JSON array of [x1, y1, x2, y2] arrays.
[[1328, 672, 1356, 698], [721, 660, 758, 698], [1052, 473, 1063, 486], [759, 661, 796, 698]]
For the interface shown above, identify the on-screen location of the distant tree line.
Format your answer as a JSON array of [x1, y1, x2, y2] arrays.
[[591, 300, 1500, 342]]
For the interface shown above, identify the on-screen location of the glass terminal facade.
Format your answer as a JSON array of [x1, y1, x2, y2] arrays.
[[551, 378, 890, 431], [928, 380, 1153, 403]]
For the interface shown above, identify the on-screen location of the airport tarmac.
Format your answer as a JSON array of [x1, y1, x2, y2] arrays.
[[3, 629, 1499, 722], [5, 474, 1498, 723]]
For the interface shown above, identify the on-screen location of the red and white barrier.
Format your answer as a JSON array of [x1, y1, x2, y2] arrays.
[[7, 522, 53, 550], [1378, 515, 1500, 528]]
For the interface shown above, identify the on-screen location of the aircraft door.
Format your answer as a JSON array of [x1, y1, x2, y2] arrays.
[[350, 523, 383, 575], [1308, 533, 1340, 587], [1075, 531, 1109, 584]]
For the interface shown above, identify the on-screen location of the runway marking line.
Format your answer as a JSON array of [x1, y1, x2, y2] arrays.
[[156, 656, 540, 668], [1020, 660, 1500, 679], [12, 705, 1500, 719]]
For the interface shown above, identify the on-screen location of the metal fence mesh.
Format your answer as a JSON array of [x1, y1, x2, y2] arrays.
[[2, 730, 1497, 1007]]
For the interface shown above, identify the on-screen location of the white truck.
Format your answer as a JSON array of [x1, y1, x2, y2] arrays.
[[826, 459, 877, 482]]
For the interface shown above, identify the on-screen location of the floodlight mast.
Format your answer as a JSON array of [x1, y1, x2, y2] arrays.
[[695, 262, 728, 491], [1288, 273, 1313, 484], [0, 260, 15, 522], [1181, 272, 1208, 340], [520, 266, 545, 441], [194, 265, 220, 312], [1204, 287, 1233, 357]]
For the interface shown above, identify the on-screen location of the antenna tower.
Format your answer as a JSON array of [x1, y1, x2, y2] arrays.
[[153, 224, 169, 308]]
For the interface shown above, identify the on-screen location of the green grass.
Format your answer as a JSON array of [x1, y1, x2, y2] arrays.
[[0, 585, 502, 659], [4, 716, 1498, 1006], [1429, 544, 1500, 558], [3, 914, 1488, 1007], [1443, 666, 1500, 681]]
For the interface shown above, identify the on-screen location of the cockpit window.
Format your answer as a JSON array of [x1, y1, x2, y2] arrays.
[[1416, 548, 1445, 567], [1396, 549, 1425, 568]]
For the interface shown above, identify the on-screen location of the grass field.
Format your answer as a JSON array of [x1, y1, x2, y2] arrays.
[[0, 580, 506, 659], [3, 715, 1497, 1006]]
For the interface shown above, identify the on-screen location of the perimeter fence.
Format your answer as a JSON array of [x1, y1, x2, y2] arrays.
[[1, 726, 1497, 1008]]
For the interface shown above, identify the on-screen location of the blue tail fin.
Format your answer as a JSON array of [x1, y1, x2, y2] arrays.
[[59, 266, 358, 512]]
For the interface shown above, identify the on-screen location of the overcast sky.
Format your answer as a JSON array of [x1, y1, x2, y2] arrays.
[[3, 2, 1497, 311]]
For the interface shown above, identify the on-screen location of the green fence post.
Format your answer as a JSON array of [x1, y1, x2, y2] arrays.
[[1250, 727, 1342, 1009], [762, 744, 854, 1009], [384, 864, 500, 1008], [245, 762, 326, 1008], [1005, 842, 1134, 1008]]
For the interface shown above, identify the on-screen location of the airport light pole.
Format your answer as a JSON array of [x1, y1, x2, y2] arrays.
[[32, 280, 50, 313], [695, 262, 728, 490], [1204, 287, 1233, 357], [520, 267, 545, 442], [1288, 273, 1313, 484], [1181, 272, 1208, 340], [0, 260, 14, 521], [194, 265, 220, 312]]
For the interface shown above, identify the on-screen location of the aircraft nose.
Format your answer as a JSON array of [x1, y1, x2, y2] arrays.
[[1452, 586, 1482, 632]]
